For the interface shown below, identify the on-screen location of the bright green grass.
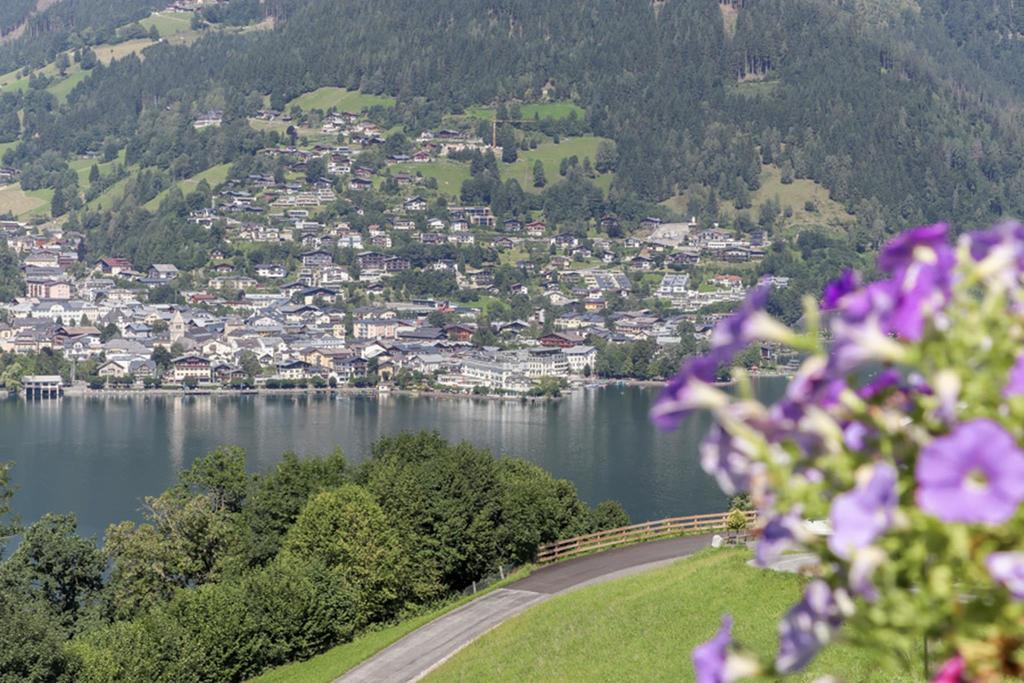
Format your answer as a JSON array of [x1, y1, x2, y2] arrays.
[[139, 11, 196, 38], [250, 566, 534, 683], [428, 549, 919, 683], [388, 160, 471, 196], [504, 135, 614, 194], [86, 166, 139, 211], [465, 102, 585, 121], [47, 68, 88, 101], [288, 87, 396, 113], [661, 163, 852, 231], [143, 162, 231, 210]]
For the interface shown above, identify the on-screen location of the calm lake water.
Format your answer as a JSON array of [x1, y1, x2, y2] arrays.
[[1, 381, 788, 541]]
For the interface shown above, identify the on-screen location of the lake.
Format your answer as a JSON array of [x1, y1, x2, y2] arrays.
[[0, 380, 788, 541]]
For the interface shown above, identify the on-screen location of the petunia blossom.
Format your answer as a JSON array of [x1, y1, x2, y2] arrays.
[[776, 580, 845, 673], [756, 510, 808, 567], [987, 551, 1024, 600], [649, 353, 727, 431], [821, 269, 860, 310], [915, 419, 1024, 525], [693, 614, 732, 683], [828, 462, 898, 559], [700, 425, 759, 496], [1004, 353, 1024, 398], [877, 222, 949, 274]]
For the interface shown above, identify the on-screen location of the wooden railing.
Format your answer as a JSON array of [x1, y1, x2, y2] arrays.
[[535, 510, 757, 564]]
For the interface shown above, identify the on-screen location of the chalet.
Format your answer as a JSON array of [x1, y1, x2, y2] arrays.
[[444, 324, 475, 342], [276, 359, 316, 380], [494, 237, 515, 251], [301, 250, 334, 267], [383, 256, 411, 272], [354, 318, 399, 340], [404, 196, 428, 212], [526, 221, 547, 237], [630, 255, 655, 271], [539, 332, 585, 348], [170, 355, 212, 383], [255, 264, 287, 279], [358, 252, 387, 271], [501, 219, 523, 233], [300, 287, 339, 305], [149, 264, 180, 281], [348, 178, 373, 191]]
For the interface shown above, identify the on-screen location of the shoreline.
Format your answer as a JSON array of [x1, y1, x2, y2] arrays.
[[15, 372, 795, 402]]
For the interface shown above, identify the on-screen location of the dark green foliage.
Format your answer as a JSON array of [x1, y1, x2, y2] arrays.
[[590, 500, 630, 531], [3, 435, 619, 678], [0, 514, 105, 626], [0, 241, 25, 302]]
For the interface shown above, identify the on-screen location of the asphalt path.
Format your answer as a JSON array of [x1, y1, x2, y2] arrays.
[[336, 533, 714, 683]]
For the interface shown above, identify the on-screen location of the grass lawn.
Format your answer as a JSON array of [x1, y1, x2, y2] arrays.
[[86, 167, 139, 212], [139, 11, 199, 41], [249, 566, 534, 683], [427, 549, 918, 682], [288, 87, 396, 112], [661, 163, 853, 231], [465, 102, 586, 121], [0, 183, 50, 217], [143, 162, 231, 210], [504, 135, 614, 194], [388, 160, 471, 197]]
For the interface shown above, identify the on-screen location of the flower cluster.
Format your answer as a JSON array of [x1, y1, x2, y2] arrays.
[[655, 222, 1024, 681]]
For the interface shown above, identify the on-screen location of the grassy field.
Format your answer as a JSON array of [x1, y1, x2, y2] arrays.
[[86, 168, 139, 212], [662, 164, 852, 231], [427, 549, 918, 682], [465, 102, 586, 121], [139, 11, 200, 42], [288, 87, 396, 112], [250, 566, 534, 683], [0, 183, 51, 218], [143, 162, 231, 210], [388, 160, 471, 197], [504, 135, 614, 194]]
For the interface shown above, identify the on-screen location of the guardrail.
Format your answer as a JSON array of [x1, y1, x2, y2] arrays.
[[535, 510, 757, 564]]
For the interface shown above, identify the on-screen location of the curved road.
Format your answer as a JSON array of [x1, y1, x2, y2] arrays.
[[337, 533, 714, 683]]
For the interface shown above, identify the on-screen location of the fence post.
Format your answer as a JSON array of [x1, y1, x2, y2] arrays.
[[499, 565, 505, 580], [472, 581, 477, 594]]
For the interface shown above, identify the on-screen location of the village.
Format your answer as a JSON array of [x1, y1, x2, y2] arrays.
[[0, 101, 794, 397]]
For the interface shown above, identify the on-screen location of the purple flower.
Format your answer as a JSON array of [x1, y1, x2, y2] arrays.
[[887, 244, 956, 341], [987, 551, 1024, 599], [693, 615, 732, 683], [700, 426, 757, 495], [857, 369, 902, 400], [1005, 353, 1024, 398], [915, 419, 1024, 525], [756, 510, 806, 566], [828, 463, 898, 559], [848, 546, 886, 602], [709, 285, 772, 354], [776, 580, 844, 673], [821, 269, 860, 310], [968, 221, 1024, 262], [842, 421, 871, 451], [878, 223, 948, 273], [650, 353, 724, 431], [652, 287, 774, 431]]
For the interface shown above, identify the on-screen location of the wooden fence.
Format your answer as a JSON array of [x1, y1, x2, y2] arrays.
[[535, 510, 757, 564]]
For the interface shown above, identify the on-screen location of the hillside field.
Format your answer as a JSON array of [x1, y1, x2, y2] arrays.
[[427, 549, 918, 682], [289, 87, 396, 112], [504, 135, 614, 194]]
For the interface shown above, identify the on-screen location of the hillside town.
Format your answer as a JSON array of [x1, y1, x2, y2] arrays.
[[0, 105, 794, 397]]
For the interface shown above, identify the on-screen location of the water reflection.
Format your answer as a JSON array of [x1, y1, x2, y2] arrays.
[[0, 380, 788, 540]]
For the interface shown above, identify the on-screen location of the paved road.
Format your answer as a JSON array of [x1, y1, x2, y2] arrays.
[[336, 534, 714, 683]]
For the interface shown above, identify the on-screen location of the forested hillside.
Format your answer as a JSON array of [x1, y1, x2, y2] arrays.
[[4, 0, 1024, 249]]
